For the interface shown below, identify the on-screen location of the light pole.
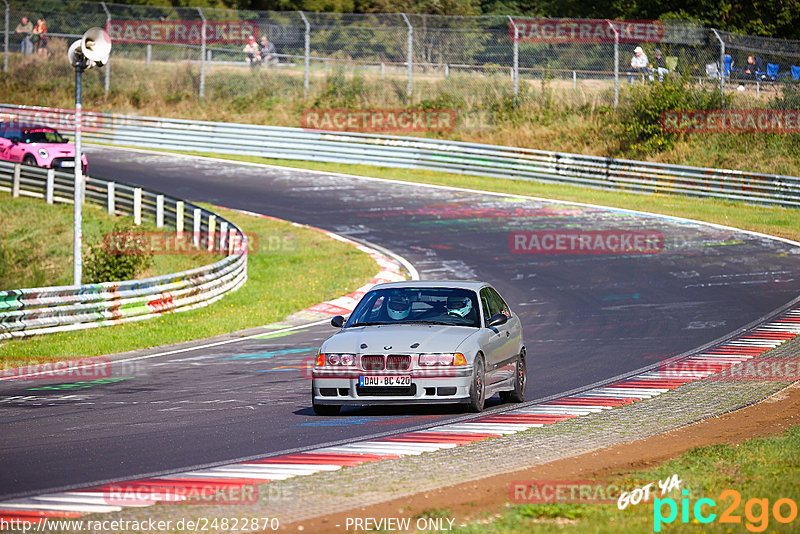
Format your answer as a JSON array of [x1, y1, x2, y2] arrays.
[[68, 28, 111, 286]]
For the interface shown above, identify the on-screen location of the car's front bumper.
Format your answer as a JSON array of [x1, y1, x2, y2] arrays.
[[312, 367, 473, 405]]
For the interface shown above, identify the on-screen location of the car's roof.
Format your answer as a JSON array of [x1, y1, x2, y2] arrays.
[[371, 280, 489, 291]]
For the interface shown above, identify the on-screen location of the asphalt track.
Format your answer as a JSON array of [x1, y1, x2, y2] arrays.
[[2, 146, 800, 500]]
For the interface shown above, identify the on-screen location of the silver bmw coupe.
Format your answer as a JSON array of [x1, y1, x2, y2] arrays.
[[311, 281, 526, 415]]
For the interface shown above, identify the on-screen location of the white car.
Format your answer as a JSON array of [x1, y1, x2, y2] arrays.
[[311, 281, 526, 415]]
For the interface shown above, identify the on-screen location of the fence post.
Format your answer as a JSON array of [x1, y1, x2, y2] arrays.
[[220, 221, 228, 253], [606, 20, 619, 108], [107, 181, 114, 213], [401, 13, 413, 98], [711, 29, 725, 106], [146, 44, 151, 66], [100, 2, 111, 95], [197, 7, 206, 99], [508, 16, 519, 101], [11, 163, 19, 197], [46, 168, 55, 204], [193, 208, 201, 248], [207, 214, 216, 251], [156, 194, 164, 228], [176, 200, 184, 238], [3, 0, 8, 74], [298, 11, 310, 96], [133, 187, 142, 225]]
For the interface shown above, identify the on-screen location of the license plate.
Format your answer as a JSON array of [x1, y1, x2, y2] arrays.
[[359, 375, 411, 387], [60, 161, 75, 167]]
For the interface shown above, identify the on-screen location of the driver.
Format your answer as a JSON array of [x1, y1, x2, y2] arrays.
[[446, 295, 472, 318], [386, 294, 411, 320]]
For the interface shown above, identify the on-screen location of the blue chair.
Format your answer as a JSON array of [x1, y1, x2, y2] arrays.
[[766, 63, 779, 81], [792, 65, 800, 81]]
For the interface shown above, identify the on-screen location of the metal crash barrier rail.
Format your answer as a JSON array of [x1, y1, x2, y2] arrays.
[[2, 104, 797, 209], [0, 160, 248, 339]]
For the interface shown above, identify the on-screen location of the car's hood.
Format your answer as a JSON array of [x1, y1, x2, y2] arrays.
[[322, 323, 479, 354], [32, 143, 76, 154]]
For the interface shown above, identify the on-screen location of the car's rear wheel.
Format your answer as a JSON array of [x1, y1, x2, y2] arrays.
[[500, 349, 526, 404], [312, 392, 341, 416], [22, 154, 37, 167], [466, 354, 486, 413]]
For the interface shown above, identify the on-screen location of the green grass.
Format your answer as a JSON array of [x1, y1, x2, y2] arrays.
[[155, 149, 800, 244], [446, 425, 800, 533], [0, 204, 378, 363], [0, 195, 209, 289]]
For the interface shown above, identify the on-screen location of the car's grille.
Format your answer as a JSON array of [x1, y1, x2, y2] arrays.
[[356, 384, 417, 397], [361, 355, 385, 371], [386, 355, 411, 371]]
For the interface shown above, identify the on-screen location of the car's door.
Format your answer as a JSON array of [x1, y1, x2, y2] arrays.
[[478, 287, 510, 384], [486, 286, 522, 382]]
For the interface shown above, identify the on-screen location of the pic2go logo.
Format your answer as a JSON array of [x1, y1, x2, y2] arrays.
[[654, 489, 798, 532]]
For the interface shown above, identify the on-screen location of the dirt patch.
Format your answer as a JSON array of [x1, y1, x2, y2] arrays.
[[280, 381, 800, 533]]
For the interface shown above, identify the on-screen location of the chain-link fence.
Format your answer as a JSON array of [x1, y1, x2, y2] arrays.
[[3, 0, 800, 117]]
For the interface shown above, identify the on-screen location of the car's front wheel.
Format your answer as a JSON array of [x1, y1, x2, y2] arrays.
[[466, 354, 486, 413], [500, 349, 526, 404], [22, 154, 37, 167]]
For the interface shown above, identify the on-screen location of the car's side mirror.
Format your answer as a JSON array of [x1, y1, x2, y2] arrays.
[[9, 137, 20, 144], [330, 315, 345, 328], [487, 313, 508, 328]]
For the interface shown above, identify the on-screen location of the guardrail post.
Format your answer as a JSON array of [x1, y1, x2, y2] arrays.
[[176, 200, 184, 238], [606, 20, 619, 108], [508, 16, 519, 101], [46, 169, 55, 204], [207, 214, 216, 252], [107, 181, 114, 213], [133, 187, 142, 225], [573, 70, 577, 90], [193, 208, 201, 248], [298, 11, 310, 97], [401, 13, 413, 99], [156, 194, 164, 228], [101, 2, 111, 95], [219, 221, 228, 253], [3, 0, 8, 73], [11, 163, 19, 197], [197, 7, 206, 99], [146, 44, 151, 66]]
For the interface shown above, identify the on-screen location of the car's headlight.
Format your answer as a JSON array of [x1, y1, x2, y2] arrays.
[[316, 353, 356, 367], [418, 353, 467, 366], [38, 148, 49, 159]]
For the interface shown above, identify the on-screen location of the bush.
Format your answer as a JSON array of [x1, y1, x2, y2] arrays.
[[614, 78, 728, 156], [84, 222, 153, 283]]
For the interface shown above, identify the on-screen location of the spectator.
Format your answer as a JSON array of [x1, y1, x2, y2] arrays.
[[259, 36, 277, 67], [652, 48, 668, 82], [15, 16, 34, 55], [243, 35, 260, 69], [628, 46, 650, 84], [743, 55, 765, 80], [33, 18, 48, 58]]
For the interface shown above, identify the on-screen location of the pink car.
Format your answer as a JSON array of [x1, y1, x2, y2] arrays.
[[0, 124, 88, 173]]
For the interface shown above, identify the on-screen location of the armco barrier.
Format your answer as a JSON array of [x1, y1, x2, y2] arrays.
[[2, 104, 799, 208], [0, 160, 247, 339]]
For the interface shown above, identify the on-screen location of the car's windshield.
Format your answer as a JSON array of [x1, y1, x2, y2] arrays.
[[347, 287, 481, 328]]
